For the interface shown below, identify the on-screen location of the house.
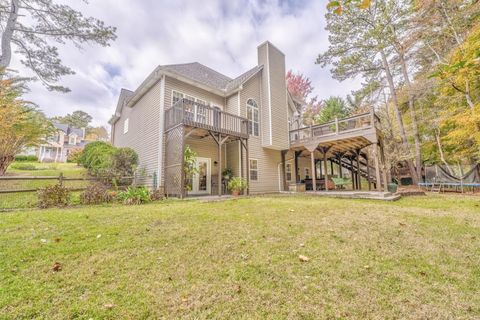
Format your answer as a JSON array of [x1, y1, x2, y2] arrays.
[[109, 41, 387, 197], [37, 123, 87, 163]]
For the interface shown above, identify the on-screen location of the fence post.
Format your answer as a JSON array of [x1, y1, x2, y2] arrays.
[[58, 173, 64, 186]]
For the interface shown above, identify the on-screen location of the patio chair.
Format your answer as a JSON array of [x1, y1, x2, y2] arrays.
[[332, 177, 351, 190]]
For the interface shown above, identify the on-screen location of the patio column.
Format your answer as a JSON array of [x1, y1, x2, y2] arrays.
[[294, 151, 300, 183], [323, 152, 329, 191], [310, 151, 316, 191], [355, 149, 361, 190], [373, 143, 382, 191], [281, 150, 287, 191]]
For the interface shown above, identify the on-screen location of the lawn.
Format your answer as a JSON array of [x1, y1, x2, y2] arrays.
[[0, 162, 88, 209], [1, 195, 479, 319]]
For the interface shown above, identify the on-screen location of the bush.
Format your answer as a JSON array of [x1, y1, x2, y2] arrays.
[[227, 177, 248, 195], [150, 188, 164, 201], [10, 163, 37, 171], [67, 149, 83, 163], [14, 155, 38, 162], [116, 186, 151, 205], [80, 183, 113, 205], [78, 141, 115, 175], [37, 184, 70, 208], [109, 148, 138, 185]]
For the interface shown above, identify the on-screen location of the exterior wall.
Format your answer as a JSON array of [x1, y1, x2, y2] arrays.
[[164, 77, 225, 110], [257, 42, 289, 150], [112, 80, 162, 187], [225, 93, 239, 115], [240, 73, 283, 194]]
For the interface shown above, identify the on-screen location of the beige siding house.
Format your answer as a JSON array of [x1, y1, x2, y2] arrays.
[[110, 41, 387, 197]]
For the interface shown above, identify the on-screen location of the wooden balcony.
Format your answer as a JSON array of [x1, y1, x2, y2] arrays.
[[289, 112, 381, 153], [165, 99, 249, 138]]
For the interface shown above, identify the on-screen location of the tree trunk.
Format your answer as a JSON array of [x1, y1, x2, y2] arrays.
[[398, 51, 422, 181], [0, 0, 20, 69], [0, 155, 14, 176], [380, 49, 419, 185], [435, 127, 453, 175]]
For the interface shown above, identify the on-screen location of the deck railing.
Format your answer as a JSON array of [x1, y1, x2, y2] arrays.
[[165, 99, 249, 138], [289, 112, 379, 145]]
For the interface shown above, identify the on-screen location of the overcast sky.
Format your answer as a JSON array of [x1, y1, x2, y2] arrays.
[[11, 0, 361, 127]]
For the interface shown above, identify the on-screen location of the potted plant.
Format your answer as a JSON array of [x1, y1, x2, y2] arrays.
[[222, 168, 233, 181], [227, 177, 248, 196]]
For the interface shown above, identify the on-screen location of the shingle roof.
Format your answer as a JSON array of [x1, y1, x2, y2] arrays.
[[162, 62, 263, 93], [53, 122, 84, 137], [163, 62, 232, 91]]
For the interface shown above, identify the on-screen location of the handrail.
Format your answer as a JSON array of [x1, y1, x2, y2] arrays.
[[165, 99, 249, 137]]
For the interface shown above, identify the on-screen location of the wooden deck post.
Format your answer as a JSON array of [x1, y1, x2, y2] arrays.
[[240, 140, 244, 183], [310, 151, 316, 191], [373, 143, 382, 191], [218, 134, 222, 197], [350, 157, 355, 190], [355, 149, 361, 190], [281, 150, 287, 191], [294, 151, 300, 183], [246, 138, 250, 195], [337, 154, 343, 178], [323, 151, 329, 191], [366, 154, 372, 190]]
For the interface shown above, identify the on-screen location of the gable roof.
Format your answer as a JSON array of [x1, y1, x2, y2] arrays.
[[163, 62, 232, 92], [52, 122, 84, 137]]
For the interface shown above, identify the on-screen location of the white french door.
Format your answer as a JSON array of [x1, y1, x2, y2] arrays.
[[188, 157, 211, 195]]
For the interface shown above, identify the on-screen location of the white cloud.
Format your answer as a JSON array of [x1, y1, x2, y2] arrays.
[[9, 0, 361, 127]]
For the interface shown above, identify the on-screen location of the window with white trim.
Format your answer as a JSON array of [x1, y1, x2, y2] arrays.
[[286, 163, 292, 181], [249, 159, 258, 181], [247, 99, 259, 136], [123, 118, 129, 134], [172, 91, 184, 105], [68, 135, 77, 145]]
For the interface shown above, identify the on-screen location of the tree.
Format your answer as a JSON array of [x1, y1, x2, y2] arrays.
[[286, 70, 313, 103], [317, 0, 421, 184], [0, 0, 116, 92], [317, 96, 349, 123], [0, 75, 52, 175], [52, 110, 92, 128], [86, 126, 109, 141], [327, 0, 372, 14]]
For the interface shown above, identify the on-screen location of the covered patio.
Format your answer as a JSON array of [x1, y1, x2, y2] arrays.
[[282, 111, 388, 192]]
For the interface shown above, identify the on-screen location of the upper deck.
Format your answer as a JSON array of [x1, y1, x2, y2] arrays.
[[289, 111, 381, 153]]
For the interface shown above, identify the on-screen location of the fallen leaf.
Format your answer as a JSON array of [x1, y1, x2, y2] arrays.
[[299, 255, 310, 262], [40, 239, 47, 244], [104, 303, 114, 309], [299, 243, 305, 247], [234, 284, 242, 293], [54, 237, 61, 243], [364, 265, 371, 269], [52, 262, 62, 272], [96, 234, 102, 239]]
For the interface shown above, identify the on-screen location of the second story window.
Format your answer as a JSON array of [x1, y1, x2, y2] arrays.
[[247, 99, 259, 137], [68, 135, 77, 145], [123, 118, 129, 134], [172, 91, 184, 106]]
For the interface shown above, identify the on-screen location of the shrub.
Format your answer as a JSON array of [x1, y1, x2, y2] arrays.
[[67, 149, 83, 163], [37, 184, 70, 208], [109, 147, 138, 185], [14, 155, 38, 162], [10, 163, 37, 171], [80, 183, 113, 205], [78, 141, 115, 175], [116, 186, 151, 205], [150, 188, 164, 201]]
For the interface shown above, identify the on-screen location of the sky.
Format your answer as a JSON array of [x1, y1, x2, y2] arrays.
[[11, 0, 361, 127]]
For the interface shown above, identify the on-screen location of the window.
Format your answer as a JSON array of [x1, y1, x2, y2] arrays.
[[172, 91, 184, 105], [247, 99, 259, 136], [304, 167, 310, 179], [68, 135, 77, 145], [123, 118, 129, 134], [286, 163, 292, 181], [249, 159, 258, 181]]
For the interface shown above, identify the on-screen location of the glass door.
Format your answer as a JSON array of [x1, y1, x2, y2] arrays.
[[190, 157, 211, 195]]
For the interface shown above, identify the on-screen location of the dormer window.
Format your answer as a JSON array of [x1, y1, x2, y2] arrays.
[[247, 99, 259, 137], [69, 135, 77, 145]]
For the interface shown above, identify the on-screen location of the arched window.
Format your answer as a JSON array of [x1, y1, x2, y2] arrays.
[[246, 99, 259, 136]]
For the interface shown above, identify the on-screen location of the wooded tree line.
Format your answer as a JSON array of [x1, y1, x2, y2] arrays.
[[319, 0, 479, 184]]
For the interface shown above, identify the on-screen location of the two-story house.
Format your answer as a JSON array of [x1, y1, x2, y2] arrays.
[[38, 123, 87, 163], [110, 41, 387, 197]]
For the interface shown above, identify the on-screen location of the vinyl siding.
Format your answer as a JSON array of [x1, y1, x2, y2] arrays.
[[240, 74, 282, 194], [164, 77, 225, 110], [112, 80, 162, 187]]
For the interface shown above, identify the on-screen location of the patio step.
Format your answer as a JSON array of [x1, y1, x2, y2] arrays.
[[302, 191, 401, 201]]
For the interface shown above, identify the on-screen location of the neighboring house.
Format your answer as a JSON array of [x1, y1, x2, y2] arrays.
[[110, 41, 386, 197], [37, 123, 87, 163]]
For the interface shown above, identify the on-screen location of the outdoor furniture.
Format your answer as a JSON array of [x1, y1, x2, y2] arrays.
[[332, 177, 351, 190], [289, 183, 306, 192]]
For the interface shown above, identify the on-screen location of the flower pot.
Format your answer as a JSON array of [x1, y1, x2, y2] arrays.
[[387, 183, 398, 193], [231, 190, 240, 197]]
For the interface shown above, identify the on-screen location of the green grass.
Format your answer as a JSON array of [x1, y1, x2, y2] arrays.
[[1, 195, 479, 319], [0, 162, 88, 209]]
